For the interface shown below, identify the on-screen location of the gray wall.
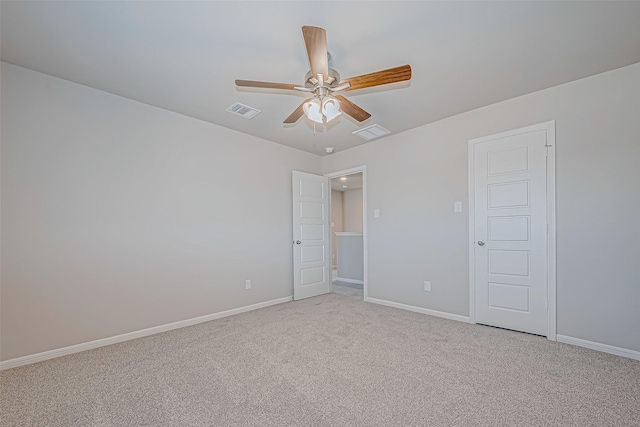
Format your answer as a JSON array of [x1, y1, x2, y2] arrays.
[[323, 63, 640, 352], [0, 63, 322, 361], [336, 234, 364, 282], [3, 60, 639, 361], [342, 189, 363, 233]]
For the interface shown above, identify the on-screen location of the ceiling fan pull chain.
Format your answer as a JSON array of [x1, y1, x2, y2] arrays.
[[313, 122, 316, 136]]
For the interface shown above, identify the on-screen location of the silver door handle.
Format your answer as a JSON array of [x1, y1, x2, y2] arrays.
[[477, 241, 485, 246], [295, 240, 301, 245]]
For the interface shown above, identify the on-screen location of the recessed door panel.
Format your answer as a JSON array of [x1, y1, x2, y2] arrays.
[[488, 147, 529, 176], [301, 266, 325, 286], [488, 181, 529, 209], [301, 245, 324, 264], [301, 224, 324, 241], [489, 250, 530, 276], [300, 202, 324, 219], [488, 283, 529, 312], [299, 179, 324, 198], [488, 216, 529, 241]]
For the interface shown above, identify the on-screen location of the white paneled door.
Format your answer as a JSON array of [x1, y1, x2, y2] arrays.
[[292, 171, 331, 300], [471, 123, 554, 336]]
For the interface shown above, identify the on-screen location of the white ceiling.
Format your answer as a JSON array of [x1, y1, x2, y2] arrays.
[[2, 1, 640, 156], [330, 173, 362, 192]]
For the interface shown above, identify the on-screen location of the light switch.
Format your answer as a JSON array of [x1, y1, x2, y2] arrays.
[[374, 209, 380, 218], [453, 201, 462, 213]]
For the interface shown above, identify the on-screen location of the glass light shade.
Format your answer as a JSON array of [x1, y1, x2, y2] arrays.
[[303, 98, 323, 124], [322, 97, 342, 122]]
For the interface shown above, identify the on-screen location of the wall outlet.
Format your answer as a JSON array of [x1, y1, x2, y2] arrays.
[[245, 279, 252, 290], [424, 281, 431, 292]]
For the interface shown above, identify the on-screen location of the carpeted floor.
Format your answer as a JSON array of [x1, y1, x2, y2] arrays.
[[1, 291, 639, 426], [332, 281, 364, 299]]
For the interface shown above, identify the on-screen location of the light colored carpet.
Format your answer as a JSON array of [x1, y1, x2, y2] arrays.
[[332, 281, 363, 299], [1, 292, 639, 426]]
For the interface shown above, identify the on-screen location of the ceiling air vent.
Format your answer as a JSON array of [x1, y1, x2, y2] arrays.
[[226, 102, 261, 119], [352, 124, 391, 140]]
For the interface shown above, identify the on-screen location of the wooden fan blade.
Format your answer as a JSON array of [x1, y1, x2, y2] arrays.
[[341, 65, 412, 91], [302, 26, 329, 82], [235, 80, 300, 90], [283, 101, 307, 124], [335, 95, 371, 122]]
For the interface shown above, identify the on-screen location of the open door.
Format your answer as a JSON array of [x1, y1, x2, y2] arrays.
[[292, 171, 331, 300]]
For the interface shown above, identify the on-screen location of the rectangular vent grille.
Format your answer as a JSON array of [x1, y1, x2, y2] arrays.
[[352, 124, 391, 140], [226, 102, 261, 119]]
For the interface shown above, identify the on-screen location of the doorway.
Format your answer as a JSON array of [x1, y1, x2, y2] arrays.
[[326, 166, 367, 300]]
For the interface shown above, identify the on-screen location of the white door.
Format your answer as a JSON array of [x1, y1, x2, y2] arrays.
[[292, 171, 331, 300], [471, 125, 550, 335]]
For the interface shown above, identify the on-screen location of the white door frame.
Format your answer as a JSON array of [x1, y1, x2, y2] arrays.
[[325, 166, 368, 299], [468, 121, 557, 340]]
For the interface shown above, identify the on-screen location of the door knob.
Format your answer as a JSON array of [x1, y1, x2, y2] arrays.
[[477, 241, 485, 246], [295, 240, 302, 245]]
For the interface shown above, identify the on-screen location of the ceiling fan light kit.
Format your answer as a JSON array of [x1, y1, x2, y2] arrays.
[[235, 26, 411, 132], [304, 96, 342, 124], [303, 98, 322, 123], [321, 97, 341, 122]]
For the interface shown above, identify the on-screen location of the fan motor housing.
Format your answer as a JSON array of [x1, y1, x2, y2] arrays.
[[304, 68, 341, 88]]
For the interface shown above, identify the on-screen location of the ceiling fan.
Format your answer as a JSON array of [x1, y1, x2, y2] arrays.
[[235, 26, 412, 125]]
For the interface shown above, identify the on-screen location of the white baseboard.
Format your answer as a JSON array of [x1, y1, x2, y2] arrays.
[[365, 297, 471, 324], [0, 296, 293, 371], [556, 334, 640, 361], [335, 277, 364, 285], [362, 300, 640, 361]]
